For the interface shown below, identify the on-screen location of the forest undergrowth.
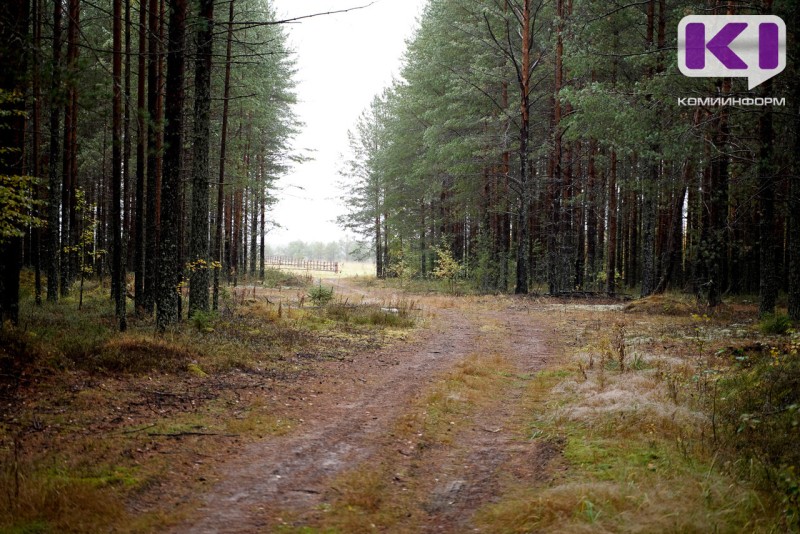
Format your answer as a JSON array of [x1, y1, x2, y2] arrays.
[[478, 295, 798, 533], [0, 271, 420, 533]]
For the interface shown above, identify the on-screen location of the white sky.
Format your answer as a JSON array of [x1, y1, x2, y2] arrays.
[[268, 0, 427, 246]]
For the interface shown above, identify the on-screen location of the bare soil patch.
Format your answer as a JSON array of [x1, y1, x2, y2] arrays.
[[173, 288, 561, 533]]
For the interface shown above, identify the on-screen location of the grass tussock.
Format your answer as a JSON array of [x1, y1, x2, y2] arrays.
[[623, 294, 697, 316], [311, 466, 412, 533], [325, 300, 417, 329], [758, 313, 792, 335], [397, 354, 512, 448], [86, 336, 195, 374], [477, 477, 767, 534], [0, 463, 128, 534]]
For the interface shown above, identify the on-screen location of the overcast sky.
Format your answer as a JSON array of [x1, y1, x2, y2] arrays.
[[267, 0, 427, 246]]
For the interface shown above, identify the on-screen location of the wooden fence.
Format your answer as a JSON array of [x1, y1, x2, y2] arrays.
[[263, 256, 339, 273]]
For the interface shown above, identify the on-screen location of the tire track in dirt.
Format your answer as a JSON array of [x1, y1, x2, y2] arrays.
[[173, 303, 491, 533], [418, 307, 557, 532]]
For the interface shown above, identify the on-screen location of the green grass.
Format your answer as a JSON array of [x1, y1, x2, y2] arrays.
[[758, 313, 792, 335]]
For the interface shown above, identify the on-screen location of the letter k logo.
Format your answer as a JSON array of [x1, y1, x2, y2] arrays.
[[678, 15, 786, 90], [685, 22, 748, 69]]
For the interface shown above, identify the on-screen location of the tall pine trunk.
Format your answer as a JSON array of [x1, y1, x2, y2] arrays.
[[143, 0, 160, 315], [607, 150, 618, 294], [46, 0, 62, 303], [156, 0, 187, 331], [213, 0, 235, 310], [112, 0, 127, 331], [259, 160, 265, 279], [758, 80, 776, 317], [123, 0, 132, 269], [188, 0, 214, 316], [514, 0, 532, 295], [61, 0, 79, 296], [134, 0, 146, 313], [30, 0, 43, 306]]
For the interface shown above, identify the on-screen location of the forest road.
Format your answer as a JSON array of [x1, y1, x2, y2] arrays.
[[173, 286, 557, 533]]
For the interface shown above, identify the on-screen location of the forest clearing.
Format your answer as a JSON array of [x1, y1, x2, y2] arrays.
[[1, 273, 798, 532]]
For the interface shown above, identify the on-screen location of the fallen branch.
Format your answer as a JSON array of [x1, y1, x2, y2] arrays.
[[120, 423, 157, 434], [147, 431, 238, 438]]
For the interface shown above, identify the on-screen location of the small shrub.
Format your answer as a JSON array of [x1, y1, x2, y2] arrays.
[[190, 309, 218, 333], [759, 314, 791, 335], [432, 245, 462, 294], [308, 282, 334, 306]]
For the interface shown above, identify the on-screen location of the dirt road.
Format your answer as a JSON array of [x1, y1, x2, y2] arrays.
[[175, 289, 558, 533]]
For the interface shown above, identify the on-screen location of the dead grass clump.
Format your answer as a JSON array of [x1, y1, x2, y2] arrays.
[[259, 267, 312, 289], [85, 336, 194, 374], [314, 465, 412, 533], [224, 402, 294, 437], [391, 354, 510, 448], [476, 481, 631, 533], [0, 469, 127, 533], [325, 302, 417, 328], [477, 456, 772, 533], [624, 294, 696, 316]]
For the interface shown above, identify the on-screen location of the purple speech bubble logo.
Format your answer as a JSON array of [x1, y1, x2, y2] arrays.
[[678, 15, 786, 90]]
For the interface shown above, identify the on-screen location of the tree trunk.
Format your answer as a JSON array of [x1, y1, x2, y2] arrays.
[[213, 0, 234, 310], [188, 0, 214, 316], [46, 0, 63, 303], [547, 0, 563, 295], [375, 212, 383, 278], [758, 80, 776, 317], [232, 187, 241, 286], [134, 0, 146, 313], [123, 0, 132, 270], [259, 159, 265, 279], [112, 0, 127, 331], [606, 150, 618, 294], [789, 1, 800, 320], [586, 139, 597, 284], [60, 0, 79, 296], [143, 0, 161, 315], [156, 0, 187, 331], [514, 0, 532, 295], [705, 94, 730, 307], [0, 0, 29, 325], [641, 163, 658, 297], [250, 182, 258, 277], [30, 0, 42, 305], [640, 0, 658, 298]]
